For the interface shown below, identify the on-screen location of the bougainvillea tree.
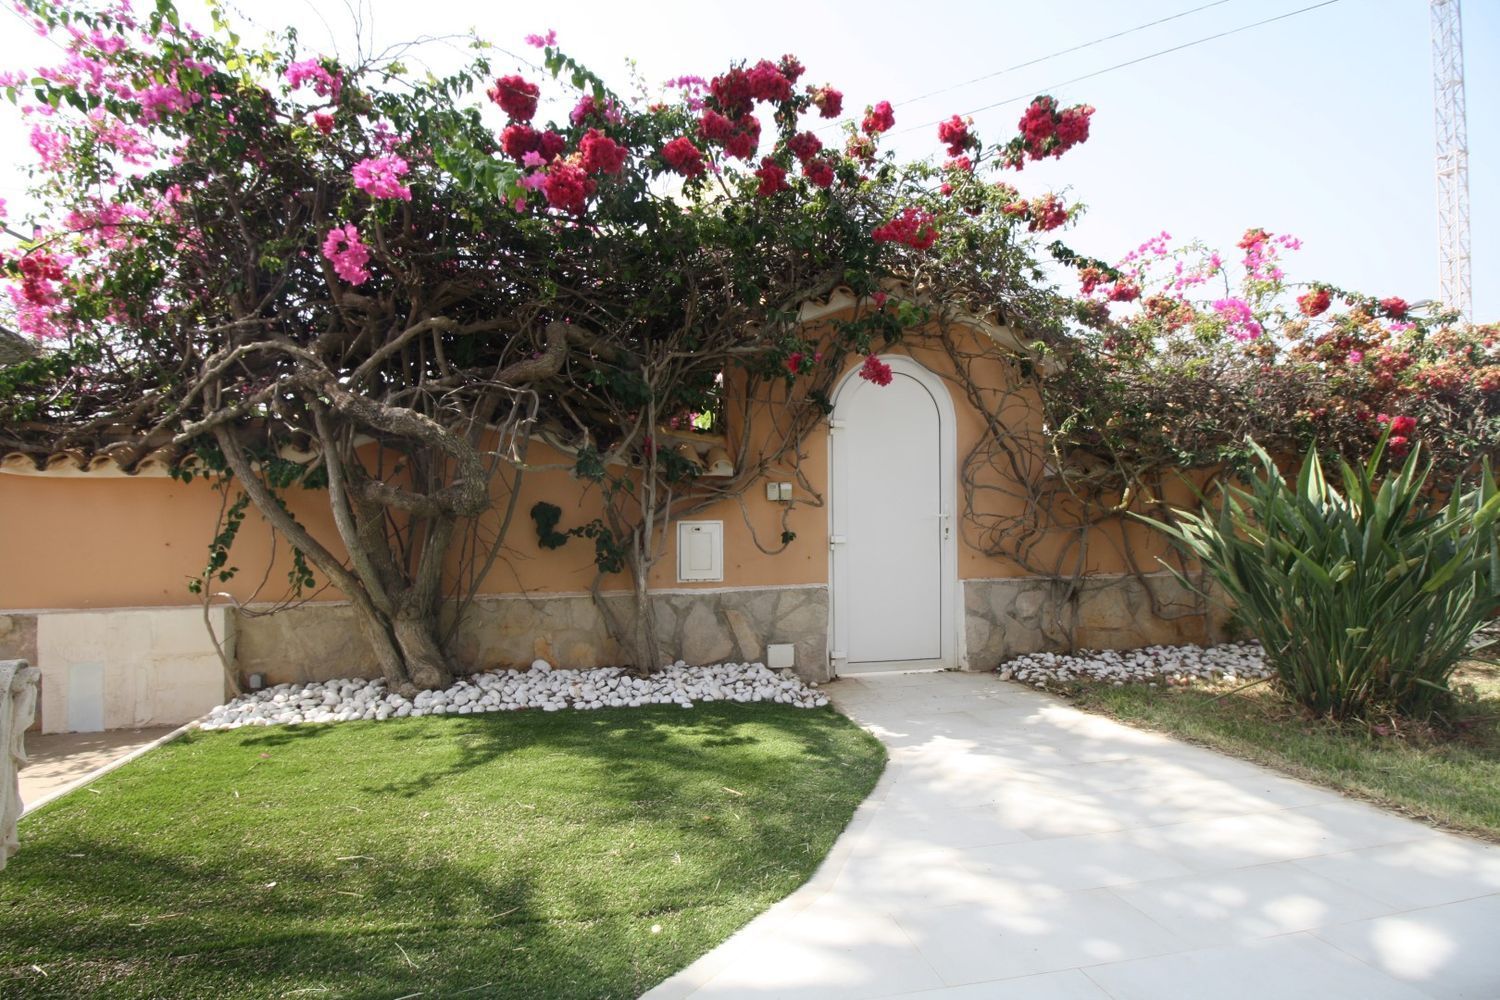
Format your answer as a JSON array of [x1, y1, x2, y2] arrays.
[[0, 0, 1092, 686]]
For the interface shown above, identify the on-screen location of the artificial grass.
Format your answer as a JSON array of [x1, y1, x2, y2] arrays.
[[0, 703, 885, 999], [1064, 662, 1500, 841]]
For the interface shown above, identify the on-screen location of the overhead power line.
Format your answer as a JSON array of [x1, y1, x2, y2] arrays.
[[892, 0, 1238, 112], [892, 0, 1343, 137]]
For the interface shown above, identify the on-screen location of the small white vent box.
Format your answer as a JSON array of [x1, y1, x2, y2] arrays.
[[677, 520, 724, 582]]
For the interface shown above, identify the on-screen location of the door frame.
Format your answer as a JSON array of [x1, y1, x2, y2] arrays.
[[827, 353, 960, 675]]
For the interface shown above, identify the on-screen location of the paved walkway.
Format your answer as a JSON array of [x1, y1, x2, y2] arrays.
[[645, 670, 1500, 1000], [19, 726, 177, 812]]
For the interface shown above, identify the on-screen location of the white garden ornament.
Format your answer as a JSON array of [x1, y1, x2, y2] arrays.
[[1, 659, 41, 871]]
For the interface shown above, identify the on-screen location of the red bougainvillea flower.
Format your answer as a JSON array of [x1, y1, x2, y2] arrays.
[[1001, 199, 1029, 218], [698, 109, 734, 142], [1078, 267, 1106, 295], [500, 123, 539, 161], [543, 161, 596, 213], [1388, 435, 1411, 457], [17, 253, 65, 305], [786, 351, 804, 374], [1380, 296, 1409, 319], [321, 223, 371, 285], [537, 130, 568, 162], [1026, 194, 1067, 232], [862, 100, 895, 135], [709, 67, 753, 116], [1237, 227, 1270, 250], [579, 129, 628, 175], [1376, 413, 1418, 437], [846, 134, 876, 162], [1018, 96, 1055, 149], [809, 85, 842, 118], [661, 136, 706, 177], [351, 154, 412, 201], [487, 74, 540, 122], [786, 130, 822, 162], [1107, 280, 1141, 303], [944, 155, 973, 173], [872, 206, 938, 249], [778, 54, 805, 84], [803, 156, 835, 188], [753, 157, 789, 196], [723, 115, 760, 159], [746, 59, 792, 102], [1054, 105, 1092, 147], [312, 112, 334, 134], [937, 114, 971, 157], [859, 354, 893, 386], [1014, 96, 1093, 162], [871, 291, 888, 308], [1297, 287, 1331, 317]]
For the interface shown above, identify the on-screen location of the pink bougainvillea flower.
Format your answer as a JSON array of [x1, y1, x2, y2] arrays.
[[861, 100, 894, 135], [1347, 350, 1365, 364], [321, 223, 370, 285], [488, 74, 540, 122], [1212, 296, 1263, 341], [352, 154, 412, 200], [858, 354, 893, 386], [871, 206, 938, 250], [524, 29, 557, 48], [285, 58, 342, 102], [660, 136, 706, 177]]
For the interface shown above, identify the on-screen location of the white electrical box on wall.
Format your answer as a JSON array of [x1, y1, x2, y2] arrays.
[[676, 520, 724, 582]]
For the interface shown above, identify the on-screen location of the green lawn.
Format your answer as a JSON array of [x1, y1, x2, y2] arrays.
[[0, 704, 885, 999], [1063, 662, 1500, 841]]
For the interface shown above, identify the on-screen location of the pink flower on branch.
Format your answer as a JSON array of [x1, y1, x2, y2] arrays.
[[1212, 296, 1262, 342], [285, 58, 342, 102], [321, 223, 371, 285], [352, 154, 412, 201]]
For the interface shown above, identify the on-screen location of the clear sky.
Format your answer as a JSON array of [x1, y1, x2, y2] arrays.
[[2, 0, 1495, 317]]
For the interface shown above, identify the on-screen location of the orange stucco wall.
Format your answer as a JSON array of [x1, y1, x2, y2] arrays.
[[0, 318, 1190, 612]]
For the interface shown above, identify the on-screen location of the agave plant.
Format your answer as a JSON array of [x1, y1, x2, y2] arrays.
[[1147, 439, 1499, 720]]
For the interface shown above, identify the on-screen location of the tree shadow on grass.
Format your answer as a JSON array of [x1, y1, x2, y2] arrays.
[[0, 704, 883, 1000]]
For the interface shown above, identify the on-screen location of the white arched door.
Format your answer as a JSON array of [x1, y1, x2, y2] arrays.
[[829, 356, 956, 672]]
